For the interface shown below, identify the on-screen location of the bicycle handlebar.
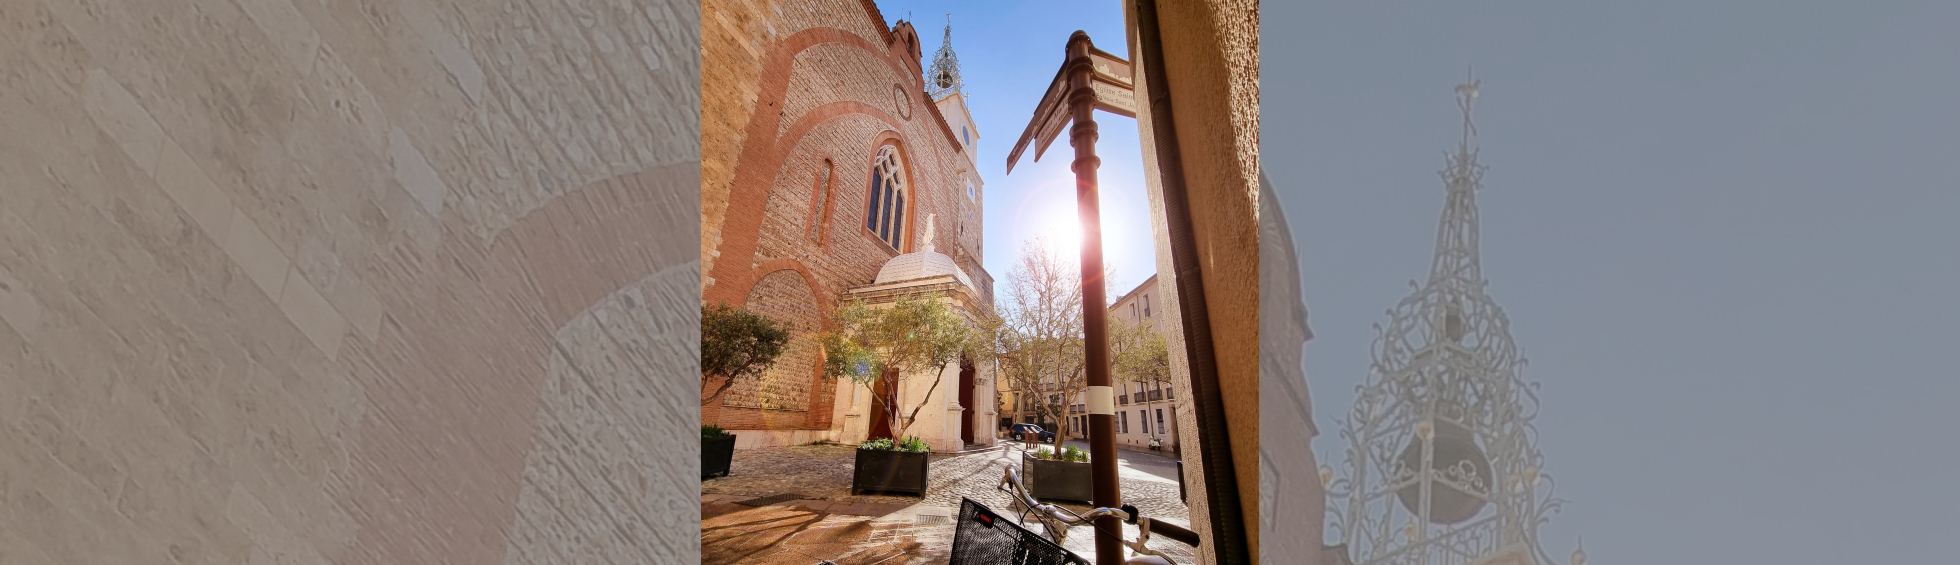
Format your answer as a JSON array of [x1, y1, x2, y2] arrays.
[[1144, 518, 1201, 548], [998, 466, 1199, 550]]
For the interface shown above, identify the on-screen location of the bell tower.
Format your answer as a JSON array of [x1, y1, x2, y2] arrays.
[[925, 14, 985, 290], [926, 15, 981, 164], [1321, 75, 1587, 565], [926, 14, 963, 101]]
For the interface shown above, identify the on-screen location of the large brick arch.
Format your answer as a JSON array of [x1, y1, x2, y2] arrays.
[[707, 103, 915, 307], [724, 269, 825, 412], [705, 19, 962, 307], [702, 7, 979, 442]]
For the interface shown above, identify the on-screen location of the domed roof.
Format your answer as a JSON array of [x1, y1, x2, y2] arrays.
[[875, 250, 975, 289], [872, 213, 974, 289]]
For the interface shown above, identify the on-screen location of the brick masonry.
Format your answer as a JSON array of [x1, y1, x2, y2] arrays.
[[0, 1, 699, 564], [701, 0, 987, 433]]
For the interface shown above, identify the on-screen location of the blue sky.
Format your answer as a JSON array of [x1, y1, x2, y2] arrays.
[[1267, 1, 1960, 563], [878, 1, 1158, 300]]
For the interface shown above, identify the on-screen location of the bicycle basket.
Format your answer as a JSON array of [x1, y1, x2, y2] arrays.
[[949, 497, 1084, 565]]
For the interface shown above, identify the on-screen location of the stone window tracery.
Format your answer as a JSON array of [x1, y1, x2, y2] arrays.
[[865, 145, 907, 251]]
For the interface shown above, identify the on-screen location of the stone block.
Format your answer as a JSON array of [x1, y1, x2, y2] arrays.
[[222, 208, 292, 300]]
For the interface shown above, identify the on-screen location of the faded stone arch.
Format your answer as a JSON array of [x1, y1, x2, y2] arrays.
[[722, 268, 827, 411], [502, 261, 701, 565]]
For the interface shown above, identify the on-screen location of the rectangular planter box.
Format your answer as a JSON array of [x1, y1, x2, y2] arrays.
[[702, 434, 736, 479], [853, 449, 929, 496], [1025, 453, 1094, 504]]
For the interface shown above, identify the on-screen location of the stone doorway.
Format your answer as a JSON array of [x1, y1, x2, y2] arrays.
[[957, 359, 976, 446], [867, 370, 895, 441]]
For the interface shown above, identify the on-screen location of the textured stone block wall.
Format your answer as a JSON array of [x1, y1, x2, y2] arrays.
[[0, 1, 699, 563]]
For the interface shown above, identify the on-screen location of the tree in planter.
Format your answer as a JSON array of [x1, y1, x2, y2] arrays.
[[700, 302, 793, 406], [821, 292, 984, 444], [1032, 444, 1089, 462], [993, 237, 1115, 454]]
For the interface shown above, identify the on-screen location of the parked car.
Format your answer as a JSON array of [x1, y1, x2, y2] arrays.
[[1007, 423, 1056, 443]]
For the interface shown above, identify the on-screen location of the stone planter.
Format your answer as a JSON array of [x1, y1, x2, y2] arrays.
[[853, 449, 930, 496], [1024, 453, 1094, 504], [702, 434, 736, 479]]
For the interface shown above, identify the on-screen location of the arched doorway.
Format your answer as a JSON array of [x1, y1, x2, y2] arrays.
[[866, 370, 895, 441], [957, 358, 976, 446]]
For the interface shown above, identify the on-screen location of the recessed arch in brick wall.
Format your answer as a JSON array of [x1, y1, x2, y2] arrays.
[[723, 268, 826, 412]]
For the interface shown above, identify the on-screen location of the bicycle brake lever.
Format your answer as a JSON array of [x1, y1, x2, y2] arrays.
[[1121, 504, 1140, 525]]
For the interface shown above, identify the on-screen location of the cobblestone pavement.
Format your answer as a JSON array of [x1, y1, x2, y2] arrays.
[[702, 441, 1197, 563], [702, 499, 951, 565], [700, 443, 930, 505]]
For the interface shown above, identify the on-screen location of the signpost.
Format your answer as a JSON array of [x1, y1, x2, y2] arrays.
[[1006, 31, 1133, 565]]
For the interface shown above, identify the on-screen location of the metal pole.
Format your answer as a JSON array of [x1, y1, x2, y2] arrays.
[[1064, 30, 1123, 565]]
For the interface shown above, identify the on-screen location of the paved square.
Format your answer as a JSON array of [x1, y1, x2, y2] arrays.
[[702, 441, 1198, 563]]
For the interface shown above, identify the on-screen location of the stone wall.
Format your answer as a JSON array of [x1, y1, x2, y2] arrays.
[[700, 0, 985, 433], [0, 1, 698, 563], [1124, 1, 1262, 563]]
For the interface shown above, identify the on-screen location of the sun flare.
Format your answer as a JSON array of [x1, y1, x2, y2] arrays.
[[1040, 208, 1085, 257]]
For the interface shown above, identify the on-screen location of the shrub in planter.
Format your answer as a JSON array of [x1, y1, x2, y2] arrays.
[[853, 437, 930, 496], [702, 425, 737, 479], [1024, 446, 1093, 503]]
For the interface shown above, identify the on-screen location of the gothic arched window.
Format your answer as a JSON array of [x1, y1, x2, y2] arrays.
[[864, 145, 907, 251]]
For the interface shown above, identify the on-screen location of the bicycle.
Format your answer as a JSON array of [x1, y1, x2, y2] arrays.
[[950, 465, 1199, 565]]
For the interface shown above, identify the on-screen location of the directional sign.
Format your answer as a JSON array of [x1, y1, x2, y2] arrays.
[[1006, 65, 1071, 175], [1088, 49, 1136, 117], [1005, 46, 1136, 174]]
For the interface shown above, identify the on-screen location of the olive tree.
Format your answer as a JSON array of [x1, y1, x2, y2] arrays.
[[699, 302, 792, 406], [821, 292, 983, 442]]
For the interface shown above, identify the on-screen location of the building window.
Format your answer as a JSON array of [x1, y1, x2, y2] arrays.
[[865, 145, 907, 251], [1144, 294, 1151, 317], [1156, 409, 1165, 433], [962, 126, 969, 147], [967, 179, 975, 201], [810, 160, 834, 242], [1139, 409, 1149, 435], [1131, 303, 1137, 319]]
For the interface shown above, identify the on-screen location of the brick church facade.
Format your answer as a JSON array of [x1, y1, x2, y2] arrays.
[[701, 0, 993, 447]]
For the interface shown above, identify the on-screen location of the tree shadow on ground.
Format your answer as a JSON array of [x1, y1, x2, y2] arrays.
[[701, 507, 827, 565]]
